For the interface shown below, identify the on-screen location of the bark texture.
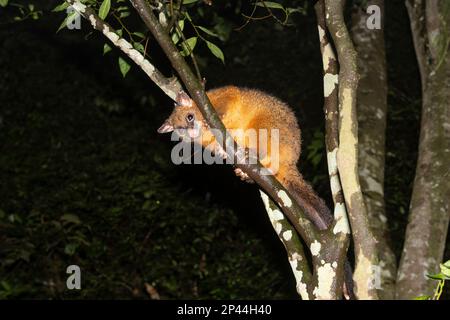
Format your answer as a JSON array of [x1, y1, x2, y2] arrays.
[[260, 192, 313, 300], [350, 0, 396, 299], [396, 0, 450, 299], [325, 0, 379, 299], [314, 0, 351, 300]]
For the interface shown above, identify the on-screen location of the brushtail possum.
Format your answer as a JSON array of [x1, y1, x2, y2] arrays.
[[157, 86, 333, 230]]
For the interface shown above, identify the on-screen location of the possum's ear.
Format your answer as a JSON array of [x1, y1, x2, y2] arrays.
[[176, 91, 193, 107]]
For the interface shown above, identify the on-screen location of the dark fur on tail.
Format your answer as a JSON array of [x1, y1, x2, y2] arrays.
[[284, 171, 333, 230]]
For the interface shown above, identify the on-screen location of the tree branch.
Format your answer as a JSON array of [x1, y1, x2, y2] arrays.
[[405, 0, 428, 91], [324, 0, 379, 300], [65, 0, 183, 101], [260, 192, 313, 300], [312, 0, 350, 300]]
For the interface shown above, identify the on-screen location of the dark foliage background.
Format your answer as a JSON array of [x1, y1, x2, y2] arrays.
[[0, 0, 448, 299]]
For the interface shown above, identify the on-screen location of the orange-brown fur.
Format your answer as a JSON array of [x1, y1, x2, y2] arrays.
[[158, 86, 332, 229]]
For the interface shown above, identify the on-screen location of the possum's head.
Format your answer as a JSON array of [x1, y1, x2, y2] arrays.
[[157, 92, 208, 139]]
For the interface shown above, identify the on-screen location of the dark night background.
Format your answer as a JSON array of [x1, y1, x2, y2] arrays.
[[0, 0, 447, 299]]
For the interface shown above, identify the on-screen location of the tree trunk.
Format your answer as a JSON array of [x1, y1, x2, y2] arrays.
[[396, 0, 450, 299], [325, 0, 379, 299], [350, 0, 397, 299]]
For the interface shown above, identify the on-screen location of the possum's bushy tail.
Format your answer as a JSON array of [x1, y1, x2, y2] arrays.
[[282, 168, 333, 230]]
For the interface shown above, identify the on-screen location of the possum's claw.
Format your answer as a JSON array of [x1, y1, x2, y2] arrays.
[[234, 168, 254, 183], [214, 144, 228, 159]]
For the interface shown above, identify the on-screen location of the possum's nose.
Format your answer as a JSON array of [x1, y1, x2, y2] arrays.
[[157, 122, 174, 133]]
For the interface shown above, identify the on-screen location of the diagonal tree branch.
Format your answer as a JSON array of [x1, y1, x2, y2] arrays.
[[260, 191, 313, 300], [65, 0, 183, 101]]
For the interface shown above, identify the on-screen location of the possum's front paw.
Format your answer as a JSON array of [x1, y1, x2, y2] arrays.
[[214, 145, 228, 159], [234, 168, 254, 183]]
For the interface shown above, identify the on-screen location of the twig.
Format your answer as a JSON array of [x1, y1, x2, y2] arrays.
[[65, 0, 183, 101]]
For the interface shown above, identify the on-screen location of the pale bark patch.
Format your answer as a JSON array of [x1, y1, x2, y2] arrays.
[[333, 203, 350, 234], [313, 263, 336, 299], [289, 256, 309, 300], [310, 240, 322, 256], [324, 73, 339, 97], [353, 251, 375, 299], [71, 0, 86, 13], [283, 230, 293, 241], [277, 190, 293, 207]]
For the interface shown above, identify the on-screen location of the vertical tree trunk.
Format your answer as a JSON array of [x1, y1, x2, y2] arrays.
[[396, 0, 450, 299], [350, 0, 397, 299], [325, 0, 379, 300]]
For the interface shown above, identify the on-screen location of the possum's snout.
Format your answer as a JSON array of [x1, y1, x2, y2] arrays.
[[157, 121, 174, 133]]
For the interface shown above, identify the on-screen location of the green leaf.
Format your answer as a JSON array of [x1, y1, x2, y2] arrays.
[[414, 295, 431, 300], [206, 41, 225, 63], [118, 57, 131, 77], [132, 32, 146, 39], [0, 0, 9, 8], [182, 0, 199, 4], [57, 11, 78, 33], [286, 7, 305, 15], [181, 37, 197, 56], [197, 26, 219, 38], [171, 33, 180, 45], [255, 1, 285, 10], [119, 11, 130, 18], [103, 43, 112, 55], [440, 261, 450, 278], [64, 243, 79, 256], [60, 213, 81, 224], [133, 42, 145, 54], [116, 6, 129, 12], [99, 0, 111, 20], [177, 19, 185, 31], [1, 281, 11, 291], [426, 273, 445, 280], [171, 20, 185, 44]]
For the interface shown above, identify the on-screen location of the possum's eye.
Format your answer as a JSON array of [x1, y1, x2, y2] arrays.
[[186, 113, 195, 123]]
